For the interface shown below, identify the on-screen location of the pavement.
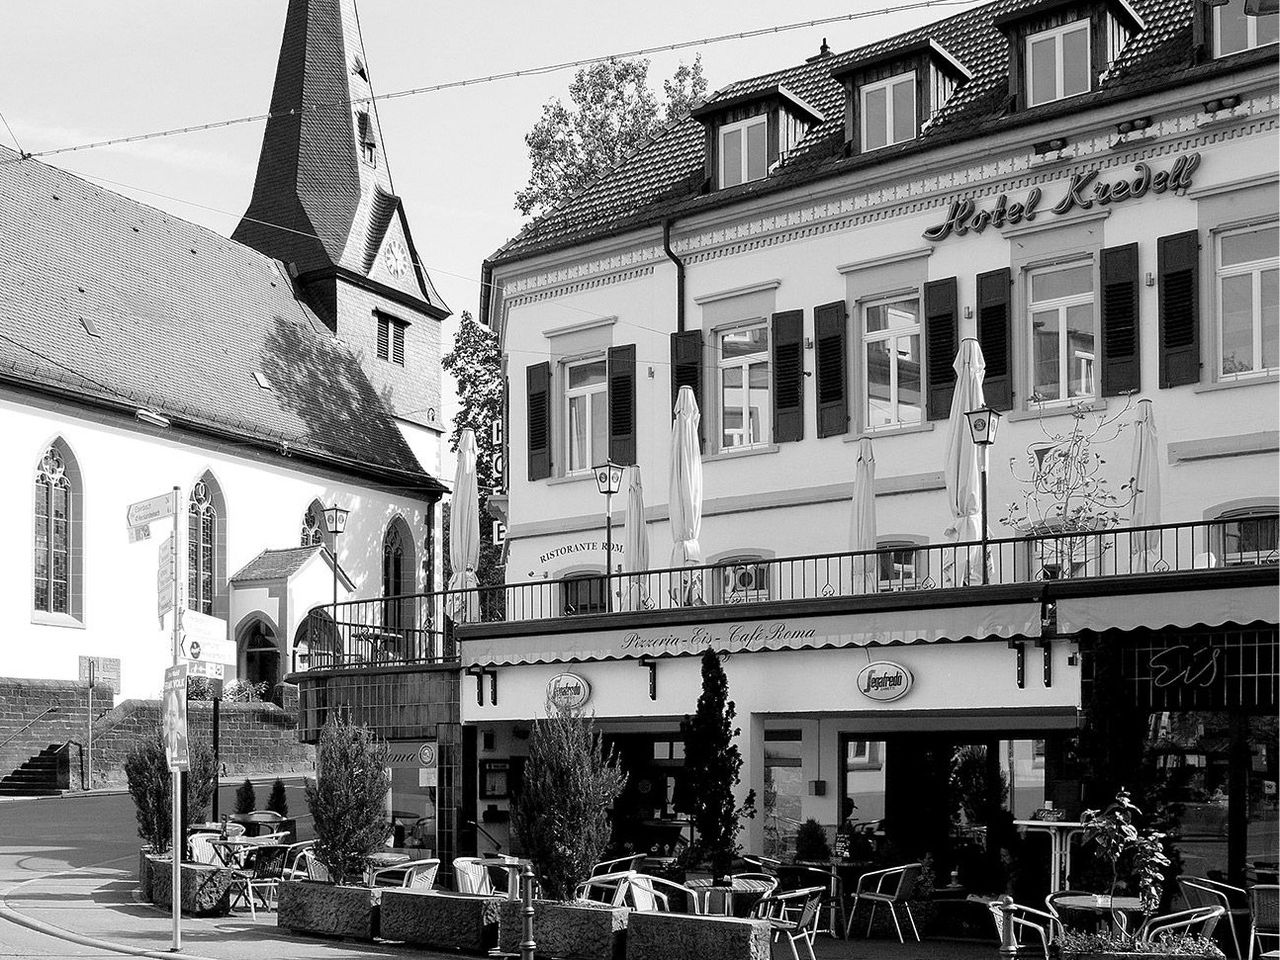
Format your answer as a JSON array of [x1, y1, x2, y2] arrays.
[[0, 790, 997, 960]]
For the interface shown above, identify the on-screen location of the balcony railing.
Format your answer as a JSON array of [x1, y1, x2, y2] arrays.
[[295, 516, 1277, 670]]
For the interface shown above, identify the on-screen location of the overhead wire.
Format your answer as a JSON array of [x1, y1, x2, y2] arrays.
[[0, 109, 24, 155]]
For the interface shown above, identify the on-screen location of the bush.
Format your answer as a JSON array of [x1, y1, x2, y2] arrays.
[[1057, 929, 1224, 957], [794, 819, 831, 862], [512, 705, 626, 901], [186, 677, 268, 702], [267, 777, 289, 817], [124, 732, 217, 854], [234, 778, 256, 814], [305, 715, 390, 885]]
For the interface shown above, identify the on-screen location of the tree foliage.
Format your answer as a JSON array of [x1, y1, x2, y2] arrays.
[[234, 778, 256, 814], [124, 732, 216, 853], [267, 777, 289, 817], [516, 56, 707, 218], [680, 650, 756, 873], [305, 715, 390, 885], [512, 705, 627, 901]]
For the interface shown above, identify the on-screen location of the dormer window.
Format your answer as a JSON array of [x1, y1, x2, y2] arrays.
[[1026, 20, 1091, 106], [861, 72, 917, 151], [356, 111, 377, 166], [1212, 0, 1279, 56], [719, 115, 768, 188]]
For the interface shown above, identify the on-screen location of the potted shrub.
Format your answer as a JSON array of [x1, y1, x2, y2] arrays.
[[276, 716, 389, 941], [234, 778, 256, 815], [793, 819, 831, 863], [497, 704, 628, 960]]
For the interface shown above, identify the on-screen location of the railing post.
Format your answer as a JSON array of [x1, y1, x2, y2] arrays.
[[996, 894, 1018, 958], [520, 862, 536, 960]]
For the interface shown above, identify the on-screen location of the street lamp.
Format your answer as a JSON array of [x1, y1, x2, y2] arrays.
[[593, 461, 624, 611], [322, 504, 350, 611], [965, 406, 1002, 585]]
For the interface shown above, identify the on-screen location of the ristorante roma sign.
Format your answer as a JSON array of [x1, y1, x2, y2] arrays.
[[922, 153, 1200, 242]]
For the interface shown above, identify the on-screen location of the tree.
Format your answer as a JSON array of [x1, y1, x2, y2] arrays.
[[516, 56, 707, 218], [305, 715, 390, 885], [512, 705, 627, 901], [267, 777, 289, 817], [680, 650, 756, 874], [234, 778, 256, 815], [124, 732, 216, 853]]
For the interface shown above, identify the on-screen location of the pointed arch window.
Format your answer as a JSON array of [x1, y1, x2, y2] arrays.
[[383, 522, 406, 598], [382, 518, 416, 635], [34, 443, 81, 619], [301, 500, 334, 551], [188, 478, 219, 616]]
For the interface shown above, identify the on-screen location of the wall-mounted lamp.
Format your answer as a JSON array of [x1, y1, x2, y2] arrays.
[[1144, 272, 1155, 287], [638, 656, 657, 700], [808, 780, 828, 796]]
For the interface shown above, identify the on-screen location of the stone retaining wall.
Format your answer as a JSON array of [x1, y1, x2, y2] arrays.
[[0, 677, 114, 783]]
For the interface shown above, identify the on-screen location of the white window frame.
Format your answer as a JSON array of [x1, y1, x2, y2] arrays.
[[1215, 507, 1279, 566], [1027, 260, 1097, 404], [563, 355, 608, 476], [1025, 19, 1091, 107], [1214, 1, 1280, 56], [876, 538, 928, 592], [1215, 221, 1278, 381], [862, 293, 924, 430], [859, 72, 917, 152], [717, 321, 771, 450], [718, 115, 768, 189]]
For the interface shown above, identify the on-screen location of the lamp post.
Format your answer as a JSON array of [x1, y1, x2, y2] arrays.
[[323, 504, 350, 613], [593, 461, 624, 612], [964, 406, 1003, 585]]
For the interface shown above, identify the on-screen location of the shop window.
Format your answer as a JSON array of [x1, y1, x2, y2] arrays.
[[764, 730, 805, 859], [1026, 20, 1091, 107], [719, 115, 768, 189], [1019, 518, 1105, 579], [1215, 508, 1279, 566], [564, 356, 608, 474], [187, 473, 226, 617], [839, 734, 884, 832], [877, 539, 928, 591], [1216, 221, 1278, 379], [652, 739, 686, 762], [1029, 261, 1096, 403], [716, 556, 771, 604], [863, 295, 923, 429], [1032, 738, 1047, 769], [32, 439, 83, 623], [860, 73, 916, 151], [718, 323, 770, 449], [562, 572, 607, 616], [1213, 0, 1279, 56]]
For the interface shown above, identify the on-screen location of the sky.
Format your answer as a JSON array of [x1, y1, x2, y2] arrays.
[[0, 0, 982, 435]]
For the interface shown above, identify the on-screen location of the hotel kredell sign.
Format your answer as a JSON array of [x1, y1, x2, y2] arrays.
[[922, 153, 1200, 242]]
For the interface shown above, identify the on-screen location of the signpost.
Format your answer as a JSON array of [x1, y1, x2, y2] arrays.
[[179, 609, 234, 664], [128, 487, 182, 952]]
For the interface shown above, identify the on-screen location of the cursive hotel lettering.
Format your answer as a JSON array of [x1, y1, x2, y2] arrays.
[[923, 153, 1200, 241]]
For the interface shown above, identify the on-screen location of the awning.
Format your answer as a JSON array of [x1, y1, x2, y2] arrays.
[[1057, 585, 1279, 634], [461, 601, 1042, 667]]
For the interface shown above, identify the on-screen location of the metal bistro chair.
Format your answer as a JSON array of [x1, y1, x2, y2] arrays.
[[752, 886, 825, 960], [627, 873, 703, 914], [371, 857, 440, 890], [975, 896, 1063, 960], [1251, 884, 1280, 960], [591, 854, 645, 877], [280, 840, 313, 879], [743, 855, 782, 875], [453, 857, 496, 895], [1046, 889, 1105, 931], [578, 870, 635, 906], [230, 844, 288, 920], [1181, 876, 1249, 960], [1139, 905, 1225, 944], [845, 862, 922, 942], [187, 833, 220, 866]]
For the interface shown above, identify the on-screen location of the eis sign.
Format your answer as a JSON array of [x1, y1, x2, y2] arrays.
[[922, 153, 1200, 242]]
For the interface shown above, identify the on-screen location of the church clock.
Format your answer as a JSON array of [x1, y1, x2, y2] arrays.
[[384, 238, 410, 280]]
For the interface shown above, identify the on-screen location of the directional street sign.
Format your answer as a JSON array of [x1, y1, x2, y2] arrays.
[[128, 491, 177, 529], [179, 609, 234, 664], [182, 659, 224, 681]]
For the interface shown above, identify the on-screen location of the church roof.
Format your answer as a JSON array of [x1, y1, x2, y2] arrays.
[[0, 144, 444, 494]]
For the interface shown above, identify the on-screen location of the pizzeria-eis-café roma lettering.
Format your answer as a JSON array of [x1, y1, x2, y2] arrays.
[[922, 153, 1200, 242]]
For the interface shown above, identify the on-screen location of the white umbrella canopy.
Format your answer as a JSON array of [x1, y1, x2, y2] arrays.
[[446, 427, 480, 623], [1129, 398, 1161, 571], [669, 385, 704, 604], [943, 339, 987, 586], [850, 437, 878, 593], [621, 465, 651, 611]]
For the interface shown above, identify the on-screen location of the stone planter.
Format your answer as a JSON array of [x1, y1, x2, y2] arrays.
[[380, 889, 503, 952], [498, 898, 629, 960], [277, 879, 381, 941], [625, 911, 771, 960], [145, 856, 233, 917], [138, 846, 153, 901], [1062, 953, 1223, 960]]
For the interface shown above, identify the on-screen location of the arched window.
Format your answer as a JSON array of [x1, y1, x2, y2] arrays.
[[33, 439, 83, 621], [1211, 502, 1279, 566], [300, 499, 333, 551], [188, 472, 226, 616], [382, 517, 416, 630]]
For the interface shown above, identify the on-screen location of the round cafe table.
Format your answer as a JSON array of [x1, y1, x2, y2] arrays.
[[685, 877, 774, 917], [1053, 894, 1145, 933]]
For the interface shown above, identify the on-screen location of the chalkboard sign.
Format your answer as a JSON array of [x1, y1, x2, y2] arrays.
[[834, 833, 851, 861]]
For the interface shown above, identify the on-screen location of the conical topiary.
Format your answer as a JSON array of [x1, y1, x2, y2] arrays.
[[234, 778, 256, 814], [267, 777, 288, 816]]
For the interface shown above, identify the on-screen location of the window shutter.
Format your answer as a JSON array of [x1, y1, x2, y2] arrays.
[[526, 361, 552, 481], [814, 300, 849, 438], [977, 267, 1013, 411], [392, 322, 406, 366], [1158, 230, 1201, 389], [607, 344, 636, 465], [670, 330, 703, 413], [771, 310, 805, 443], [377, 316, 390, 360], [924, 277, 958, 420], [1100, 243, 1140, 396]]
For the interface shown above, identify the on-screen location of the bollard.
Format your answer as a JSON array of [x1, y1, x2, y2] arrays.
[[519, 862, 536, 960], [996, 894, 1018, 958]]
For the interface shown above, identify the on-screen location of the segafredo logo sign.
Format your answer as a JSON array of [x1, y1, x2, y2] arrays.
[[856, 661, 914, 703], [547, 673, 591, 709]]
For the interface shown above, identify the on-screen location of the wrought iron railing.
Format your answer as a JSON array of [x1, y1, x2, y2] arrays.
[[296, 516, 1277, 670]]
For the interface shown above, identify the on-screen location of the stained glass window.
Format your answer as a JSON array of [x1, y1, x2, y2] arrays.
[[33, 446, 72, 614]]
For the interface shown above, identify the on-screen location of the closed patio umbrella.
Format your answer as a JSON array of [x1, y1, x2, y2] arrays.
[[669, 386, 704, 604], [446, 428, 480, 623], [850, 437, 878, 593], [943, 339, 986, 586], [1129, 398, 1161, 572], [621, 465, 651, 611]]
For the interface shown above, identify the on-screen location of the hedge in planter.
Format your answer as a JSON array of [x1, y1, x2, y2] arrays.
[[124, 732, 216, 856], [1057, 929, 1225, 959]]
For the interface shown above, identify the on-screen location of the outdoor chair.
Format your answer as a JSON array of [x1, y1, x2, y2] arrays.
[[232, 810, 285, 838], [845, 862, 922, 942], [371, 857, 440, 890], [1045, 889, 1103, 930], [187, 833, 219, 865], [1138, 905, 1225, 943], [578, 870, 635, 906], [751, 886, 825, 960], [743, 855, 782, 875], [591, 854, 645, 877], [453, 857, 496, 895], [780, 863, 845, 938], [230, 844, 288, 920], [1181, 876, 1249, 959], [975, 896, 1063, 960], [626, 873, 702, 914], [1251, 884, 1279, 960], [733, 873, 780, 897], [280, 841, 313, 879]]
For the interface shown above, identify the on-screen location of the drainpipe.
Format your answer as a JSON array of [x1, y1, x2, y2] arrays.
[[662, 218, 685, 333]]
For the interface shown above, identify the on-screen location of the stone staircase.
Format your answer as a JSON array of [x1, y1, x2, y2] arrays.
[[0, 744, 68, 797]]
